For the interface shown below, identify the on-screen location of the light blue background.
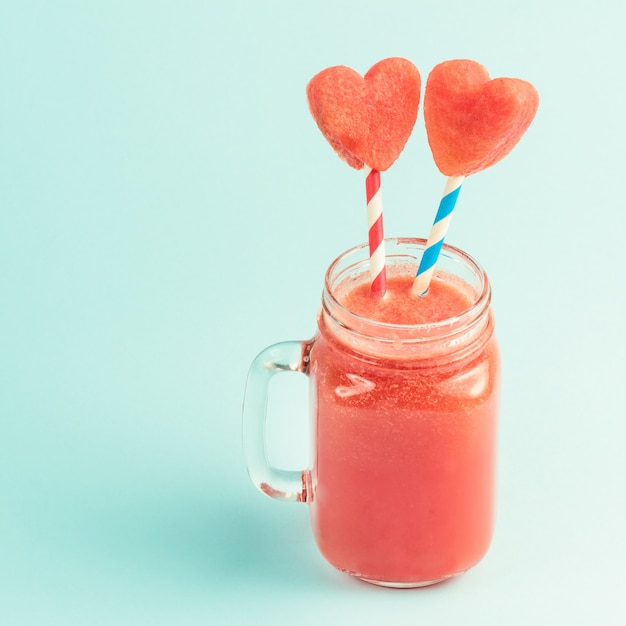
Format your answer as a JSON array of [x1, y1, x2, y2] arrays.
[[1, 1, 625, 624]]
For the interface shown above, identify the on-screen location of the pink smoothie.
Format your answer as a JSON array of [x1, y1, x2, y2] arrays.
[[340, 273, 473, 324], [308, 271, 499, 585]]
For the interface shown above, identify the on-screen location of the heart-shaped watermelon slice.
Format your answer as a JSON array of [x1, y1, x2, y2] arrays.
[[424, 59, 539, 176], [306, 58, 421, 171]]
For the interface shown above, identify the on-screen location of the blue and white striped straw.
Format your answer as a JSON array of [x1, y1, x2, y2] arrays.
[[411, 175, 465, 297]]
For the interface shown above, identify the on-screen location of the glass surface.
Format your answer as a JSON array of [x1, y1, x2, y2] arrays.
[[243, 239, 500, 587]]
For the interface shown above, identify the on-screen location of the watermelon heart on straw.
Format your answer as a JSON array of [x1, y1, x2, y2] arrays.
[[306, 57, 421, 298], [411, 59, 539, 298]]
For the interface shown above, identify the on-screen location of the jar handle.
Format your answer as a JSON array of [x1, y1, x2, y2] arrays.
[[242, 340, 312, 503]]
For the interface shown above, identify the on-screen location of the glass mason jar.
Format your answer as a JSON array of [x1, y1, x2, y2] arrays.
[[243, 238, 500, 587]]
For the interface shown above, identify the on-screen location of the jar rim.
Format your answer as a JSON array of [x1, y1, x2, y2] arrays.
[[322, 238, 491, 342]]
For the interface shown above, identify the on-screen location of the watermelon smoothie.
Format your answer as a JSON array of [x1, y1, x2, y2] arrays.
[[307, 239, 500, 586]]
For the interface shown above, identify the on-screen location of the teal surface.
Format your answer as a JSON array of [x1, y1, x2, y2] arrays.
[[1, 1, 625, 624]]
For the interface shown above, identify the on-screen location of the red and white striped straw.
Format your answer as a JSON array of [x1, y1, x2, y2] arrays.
[[364, 166, 387, 298]]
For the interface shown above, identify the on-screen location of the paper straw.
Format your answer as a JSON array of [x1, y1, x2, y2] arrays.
[[411, 175, 465, 297], [365, 166, 387, 298]]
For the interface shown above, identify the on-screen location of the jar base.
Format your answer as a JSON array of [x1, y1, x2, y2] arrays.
[[357, 575, 453, 589], [335, 565, 462, 588]]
